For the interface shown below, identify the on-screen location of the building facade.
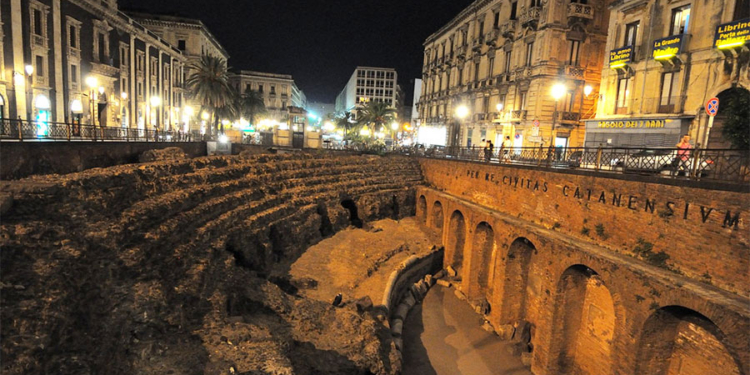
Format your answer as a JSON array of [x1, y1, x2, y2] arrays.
[[128, 12, 229, 132], [589, 0, 749, 148], [0, 0, 187, 132], [418, 0, 610, 149], [229, 70, 306, 124], [335, 66, 398, 120]]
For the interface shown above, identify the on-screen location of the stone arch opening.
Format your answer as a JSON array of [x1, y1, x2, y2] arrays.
[[431, 201, 444, 234], [447, 210, 466, 276], [706, 87, 750, 149], [340, 199, 363, 228], [552, 265, 616, 375], [635, 306, 742, 375], [417, 195, 427, 223], [469, 222, 495, 304], [500, 237, 536, 324]]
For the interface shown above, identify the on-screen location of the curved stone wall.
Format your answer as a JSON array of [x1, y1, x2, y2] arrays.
[[0, 153, 421, 375]]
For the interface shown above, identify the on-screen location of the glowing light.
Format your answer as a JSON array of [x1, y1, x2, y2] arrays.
[[184, 106, 194, 117], [551, 83, 567, 101], [279, 122, 289, 130], [306, 126, 315, 132], [85, 76, 98, 89], [377, 132, 385, 139], [610, 62, 626, 69], [218, 134, 229, 143], [221, 120, 230, 126], [25, 64, 34, 76], [336, 129, 344, 136], [324, 121, 335, 131], [455, 105, 469, 119], [98, 86, 105, 95], [70, 99, 83, 113], [201, 112, 210, 120], [292, 125, 299, 131], [496, 103, 504, 112], [360, 128, 371, 136], [150, 96, 161, 107], [391, 122, 399, 130], [14, 72, 24, 86], [654, 53, 676, 60], [34, 95, 51, 109], [121, 92, 128, 100], [584, 85, 593, 97], [717, 41, 746, 49]]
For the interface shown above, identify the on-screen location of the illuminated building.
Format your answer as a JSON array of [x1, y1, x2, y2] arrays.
[[418, 0, 609, 149], [0, 0, 187, 130], [589, 0, 749, 147], [228, 70, 307, 123], [335, 66, 399, 120]]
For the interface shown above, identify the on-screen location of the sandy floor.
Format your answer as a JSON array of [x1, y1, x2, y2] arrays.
[[402, 286, 533, 375], [289, 217, 441, 305]]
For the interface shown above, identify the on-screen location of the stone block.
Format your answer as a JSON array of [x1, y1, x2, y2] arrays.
[[355, 296, 374, 312], [446, 266, 457, 277], [391, 319, 404, 336], [495, 324, 516, 340], [409, 284, 422, 302], [401, 293, 417, 308], [436, 279, 451, 288], [393, 302, 411, 321], [454, 289, 466, 301], [424, 274, 434, 286], [138, 147, 187, 163], [433, 270, 446, 279]]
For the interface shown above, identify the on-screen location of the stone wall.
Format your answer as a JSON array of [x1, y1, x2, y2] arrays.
[[419, 158, 749, 297], [0, 153, 421, 374], [416, 159, 750, 375], [0, 141, 208, 180]]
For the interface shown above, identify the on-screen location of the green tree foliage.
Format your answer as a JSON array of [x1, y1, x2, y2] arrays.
[[355, 101, 396, 135], [719, 87, 750, 149], [335, 111, 353, 142], [186, 55, 233, 137]]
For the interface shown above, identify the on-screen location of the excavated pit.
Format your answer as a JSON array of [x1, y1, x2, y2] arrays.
[[0, 153, 423, 375]]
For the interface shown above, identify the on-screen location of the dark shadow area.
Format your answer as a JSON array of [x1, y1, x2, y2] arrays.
[[401, 300, 440, 375], [317, 203, 334, 237], [341, 199, 363, 228], [391, 195, 400, 220]]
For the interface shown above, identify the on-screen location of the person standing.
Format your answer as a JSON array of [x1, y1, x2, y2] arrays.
[[502, 136, 512, 162], [486, 140, 494, 162], [676, 134, 693, 175]]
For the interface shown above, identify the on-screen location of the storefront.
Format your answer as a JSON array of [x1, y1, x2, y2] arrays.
[[583, 117, 691, 148]]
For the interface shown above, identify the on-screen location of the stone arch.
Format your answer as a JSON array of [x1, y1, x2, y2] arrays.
[[500, 237, 536, 324], [431, 201, 444, 235], [634, 306, 743, 375], [446, 210, 466, 276], [417, 195, 427, 223], [550, 264, 616, 375], [469, 222, 495, 303], [340, 199, 362, 228], [708, 87, 750, 148]]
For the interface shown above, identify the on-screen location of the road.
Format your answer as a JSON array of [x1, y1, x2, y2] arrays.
[[401, 285, 533, 375]]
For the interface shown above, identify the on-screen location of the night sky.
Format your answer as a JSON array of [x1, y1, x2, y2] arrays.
[[119, 0, 475, 104]]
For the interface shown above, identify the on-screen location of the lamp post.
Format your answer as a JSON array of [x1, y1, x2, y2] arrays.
[[25, 65, 33, 121], [85, 76, 98, 128]]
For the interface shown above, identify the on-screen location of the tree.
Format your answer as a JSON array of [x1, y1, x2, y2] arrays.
[[355, 101, 396, 136], [719, 87, 750, 150], [186, 55, 233, 138], [335, 111, 354, 143], [235, 90, 267, 126]]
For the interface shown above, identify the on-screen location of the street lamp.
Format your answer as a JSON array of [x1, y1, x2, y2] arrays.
[[551, 83, 567, 141], [451, 104, 469, 150], [584, 85, 593, 97]]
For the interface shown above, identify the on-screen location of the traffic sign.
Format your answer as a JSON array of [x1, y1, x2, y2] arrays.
[[533, 119, 540, 127], [706, 97, 719, 117]]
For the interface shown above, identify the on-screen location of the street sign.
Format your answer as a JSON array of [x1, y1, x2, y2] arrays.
[[706, 97, 719, 117], [533, 119, 540, 127]]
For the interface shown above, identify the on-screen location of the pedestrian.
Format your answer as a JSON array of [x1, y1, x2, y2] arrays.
[[675, 134, 693, 175], [486, 140, 493, 162], [501, 136, 512, 162]]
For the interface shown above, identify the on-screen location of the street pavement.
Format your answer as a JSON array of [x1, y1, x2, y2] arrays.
[[401, 286, 533, 375]]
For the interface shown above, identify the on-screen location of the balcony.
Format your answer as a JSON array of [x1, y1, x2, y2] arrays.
[[510, 110, 527, 120], [68, 48, 81, 60], [485, 29, 499, 46], [565, 65, 585, 79], [474, 113, 488, 121], [500, 20, 517, 39], [520, 7, 542, 29], [32, 34, 46, 47], [558, 111, 581, 125], [567, 3, 594, 21], [472, 37, 484, 51], [456, 45, 467, 58]]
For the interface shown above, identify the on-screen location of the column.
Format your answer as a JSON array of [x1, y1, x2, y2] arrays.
[[52, 0, 64, 122], [129, 35, 136, 128], [144, 42, 150, 129], [11, 0, 26, 118]]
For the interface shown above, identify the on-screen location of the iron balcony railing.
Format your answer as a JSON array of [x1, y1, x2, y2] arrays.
[[0, 118, 218, 143], [403, 145, 750, 183]]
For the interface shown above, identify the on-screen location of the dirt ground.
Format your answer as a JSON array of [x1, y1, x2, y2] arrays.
[[289, 217, 441, 305]]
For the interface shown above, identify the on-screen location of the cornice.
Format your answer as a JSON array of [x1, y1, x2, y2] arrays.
[[424, 0, 495, 46]]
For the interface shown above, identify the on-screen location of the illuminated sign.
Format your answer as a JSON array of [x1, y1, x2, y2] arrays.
[[652, 35, 683, 60], [585, 118, 683, 131], [714, 18, 750, 50], [609, 46, 633, 69]]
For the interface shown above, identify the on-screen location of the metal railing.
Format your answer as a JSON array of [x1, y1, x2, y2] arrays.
[[0, 118, 216, 143], [401, 145, 750, 183]]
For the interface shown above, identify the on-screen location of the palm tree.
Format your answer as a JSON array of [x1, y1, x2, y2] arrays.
[[335, 111, 353, 143], [186, 55, 233, 138], [355, 101, 396, 136], [235, 90, 267, 126]]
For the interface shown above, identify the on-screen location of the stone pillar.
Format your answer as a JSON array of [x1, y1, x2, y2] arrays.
[[52, 0, 64, 122], [10, 0, 26, 119], [144, 42, 150, 129], [158, 50, 163, 129], [129, 35, 136, 128]]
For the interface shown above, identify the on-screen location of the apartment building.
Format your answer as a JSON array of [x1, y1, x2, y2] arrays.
[[229, 70, 307, 123], [0, 0, 187, 131], [418, 0, 609, 148], [335, 66, 399, 120], [589, 0, 749, 148]]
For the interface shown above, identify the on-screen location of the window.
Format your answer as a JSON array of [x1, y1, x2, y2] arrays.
[[137, 82, 143, 97], [530, 0, 542, 7], [505, 51, 512, 73], [488, 56, 495, 77], [258, 84, 264, 93], [69, 25, 77, 48], [282, 101, 287, 108], [525, 42, 534, 66], [474, 62, 480, 81], [624, 21, 639, 47], [71, 64, 78, 83], [478, 21, 485, 36], [510, 2, 518, 19], [357, 70, 365, 77], [35, 56, 44, 77], [33, 9, 42, 35], [494, 12, 500, 28], [178, 40, 186, 51], [120, 45, 128, 67], [659, 72, 680, 109], [616, 77, 631, 113], [458, 68, 464, 85], [483, 96, 490, 113], [568, 40, 581, 65], [520, 92, 527, 110], [245, 84, 251, 93], [671, 5, 691, 35]]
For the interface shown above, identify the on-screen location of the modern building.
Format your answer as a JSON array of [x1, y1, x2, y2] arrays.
[[418, 0, 610, 149], [306, 101, 335, 121], [411, 78, 422, 125], [228, 70, 307, 124], [1, 0, 188, 132], [588, 0, 749, 148], [127, 11, 229, 132], [335, 66, 398, 120]]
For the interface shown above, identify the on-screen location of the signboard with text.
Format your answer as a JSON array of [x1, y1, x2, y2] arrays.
[[609, 46, 633, 69], [714, 18, 750, 49], [585, 118, 683, 132], [653, 35, 683, 60]]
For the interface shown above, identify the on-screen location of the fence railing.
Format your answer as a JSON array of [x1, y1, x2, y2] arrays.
[[401, 145, 750, 183], [0, 118, 221, 143]]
